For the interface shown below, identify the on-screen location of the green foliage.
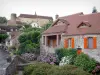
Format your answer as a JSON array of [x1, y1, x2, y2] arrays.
[[23, 62, 91, 75], [23, 27, 41, 33], [0, 17, 7, 24], [56, 48, 77, 63], [92, 6, 97, 13], [74, 53, 96, 72], [41, 22, 52, 32], [18, 29, 40, 54], [19, 31, 40, 44], [0, 34, 8, 42]]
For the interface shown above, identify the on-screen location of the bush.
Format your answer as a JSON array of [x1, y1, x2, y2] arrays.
[[74, 53, 96, 72], [56, 48, 77, 64], [37, 53, 59, 65], [31, 63, 53, 75], [24, 63, 91, 75], [24, 65, 35, 75]]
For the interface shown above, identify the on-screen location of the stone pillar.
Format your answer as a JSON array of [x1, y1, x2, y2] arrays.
[[45, 36, 47, 46], [57, 35, 59, 47], [42, 35, 43, 44]]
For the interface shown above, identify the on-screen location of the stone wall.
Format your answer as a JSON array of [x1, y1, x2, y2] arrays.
[[19, 17, 52, 27], [5, 56, 28, 75], [62, 34, 100, 62], [5, 56, 19, 75]]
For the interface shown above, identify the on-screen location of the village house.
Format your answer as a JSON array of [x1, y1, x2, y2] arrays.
[[41, 12, 100, 62], [0, 25, 20, 47]]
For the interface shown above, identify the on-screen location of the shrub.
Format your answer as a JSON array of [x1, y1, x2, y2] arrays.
[[74, 53, 96, 72], [55, 48, 77, 64], [37, 53, 59, 65], [23, 65, 35, 75], [24, 63, 91, 75], [31, 63, 53, 75], [92, 63, 100, 75]]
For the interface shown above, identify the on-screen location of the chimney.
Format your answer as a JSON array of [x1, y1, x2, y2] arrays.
[[55, 14, 59, 19]]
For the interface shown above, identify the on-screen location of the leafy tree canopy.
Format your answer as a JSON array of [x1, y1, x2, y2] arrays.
[[0, 17, 7, 24], [92, 6, 98, 13], [0, 34, 8, 42], [41, 22, 52, 32]]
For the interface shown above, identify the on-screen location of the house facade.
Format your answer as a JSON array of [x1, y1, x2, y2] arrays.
[[0, 25, 20, 47], [41, 12, 100, 62]]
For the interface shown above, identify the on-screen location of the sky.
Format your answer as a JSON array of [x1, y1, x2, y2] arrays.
[[0, 0, 100, 20]]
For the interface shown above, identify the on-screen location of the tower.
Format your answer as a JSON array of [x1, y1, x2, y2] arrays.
[[11, 13, 16, 21], [55, 14, 59, 19]]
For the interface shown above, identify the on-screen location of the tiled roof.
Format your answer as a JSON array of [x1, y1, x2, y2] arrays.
[[43, 12, 100, 35], [18, 14, 53, 20]]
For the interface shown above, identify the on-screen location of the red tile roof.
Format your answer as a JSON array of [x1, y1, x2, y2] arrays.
[[18, 14, 53, 20], [43, 12, 100, 35]]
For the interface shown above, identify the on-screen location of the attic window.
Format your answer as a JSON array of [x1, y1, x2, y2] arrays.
[[79, 24, 88, 28], [77, 21, 91, 28]]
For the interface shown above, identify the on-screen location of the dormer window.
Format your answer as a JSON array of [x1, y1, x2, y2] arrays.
[[77, 21, 91, 28]]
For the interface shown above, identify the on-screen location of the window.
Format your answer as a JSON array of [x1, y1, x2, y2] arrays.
[[64, 38, 74, 48], [68, 38, 72, 48], [84, 37, 97, 49], [88, 37, 93, 48]]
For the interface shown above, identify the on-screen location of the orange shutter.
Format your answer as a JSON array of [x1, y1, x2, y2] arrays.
[[64, 39, 68, 48], [93, 37, 97, 49], [84, 37, 88, 49], [71, 38, 74, 48]]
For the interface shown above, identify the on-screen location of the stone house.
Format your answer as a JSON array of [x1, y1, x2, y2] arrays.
[[7, 13, 53, 27], [0, 25, 20, 47], [41, 12, 100, 62]]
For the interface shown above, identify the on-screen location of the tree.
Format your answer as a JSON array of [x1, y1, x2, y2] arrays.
[[41, 22, 52, 32], [92, 6, 98, 13], [18, 31, 40, 54], [0, 34, 8, 42], [0, 17, 7, 24]]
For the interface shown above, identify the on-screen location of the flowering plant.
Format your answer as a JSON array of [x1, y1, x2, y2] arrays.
[[92, 63, 100, 74], [37, 53, 59, 65], [59, 56, 72, 66]]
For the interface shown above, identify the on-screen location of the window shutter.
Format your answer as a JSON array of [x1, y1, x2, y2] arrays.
[[84, 37, 88, 49], [93, 37, 97, 48], [64, 39, 68, 48], [71, 38, 74, 48]]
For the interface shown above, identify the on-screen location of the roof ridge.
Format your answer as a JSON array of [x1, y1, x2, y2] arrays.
[[79, 12, 100, 16], [19, 14, 52, 18], [60, 12, 83, 18]]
